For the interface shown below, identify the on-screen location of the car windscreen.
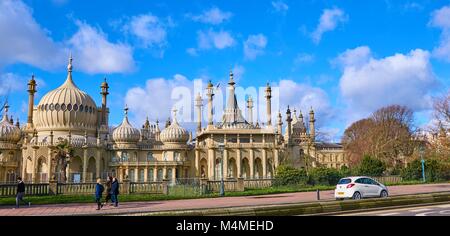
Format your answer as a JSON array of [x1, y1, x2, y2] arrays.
[[337, 178, 351, 185]]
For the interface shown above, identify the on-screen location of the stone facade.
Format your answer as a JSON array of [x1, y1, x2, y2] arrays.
[[0, 56, 347, 183]]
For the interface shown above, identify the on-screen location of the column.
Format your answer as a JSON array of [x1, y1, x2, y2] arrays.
[[135, 167, 139, 182], [154, 167, 158, 181], [32, 148, 37, 183], [47, 149, 53, 182], [82, 148, 88, 183], [144, 168, 148, 182], [96, 150, 101, 179], [273, 149, 279, 173], [172, 166, 176, 184], [236, 149, 241, 178], [249, 149, 254, 179], [21, 156, 27, 182], [195, 150, 200, 177], [223, 149, 228, 179], [163, 167, 167, 180], [208, 148, 215, 180], [262, 149, 267, 179]]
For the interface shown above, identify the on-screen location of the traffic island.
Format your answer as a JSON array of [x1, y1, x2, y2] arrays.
[[127, 192, 450, 216]]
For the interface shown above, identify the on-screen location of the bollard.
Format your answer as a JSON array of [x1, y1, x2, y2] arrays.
[[317, 189, 320, 200]]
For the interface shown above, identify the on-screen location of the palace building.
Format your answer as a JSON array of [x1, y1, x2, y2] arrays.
[[0, 56, 347, 183]]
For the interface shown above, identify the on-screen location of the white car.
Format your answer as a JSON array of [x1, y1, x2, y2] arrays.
[[334, 176, 389, 200]]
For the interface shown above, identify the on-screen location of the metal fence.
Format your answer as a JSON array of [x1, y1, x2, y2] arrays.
[[372, 176, 403, 184]]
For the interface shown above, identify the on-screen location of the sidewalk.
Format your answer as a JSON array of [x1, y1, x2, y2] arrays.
[[1, 183, 449, 216]]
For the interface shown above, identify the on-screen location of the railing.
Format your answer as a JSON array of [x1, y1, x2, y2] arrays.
[[244, 179, 274, 189], [130, 182, 164, 194], [0, 184, 49, 197], [207, 180, 238, 192], [57, 182, 96, 195], [372, 176, 403, 184]]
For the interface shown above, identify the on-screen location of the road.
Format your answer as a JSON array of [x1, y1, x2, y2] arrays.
[[336, 203, 450, 216], [0, 183, 449, 216]]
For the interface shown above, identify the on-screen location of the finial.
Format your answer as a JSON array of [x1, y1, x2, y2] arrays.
[[228, 69, 235, 85], [67, 53, 73, 72], [124, 105, 129, 116]]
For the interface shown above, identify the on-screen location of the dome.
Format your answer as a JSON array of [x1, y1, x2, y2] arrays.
[[112, 107, 140, 143], [34, 55, 98, 135], [160, 109, 189, 144], [0, 104, 22, 144]]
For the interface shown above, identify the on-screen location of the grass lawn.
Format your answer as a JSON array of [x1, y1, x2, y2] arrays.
[[0, 181, 447, 206]]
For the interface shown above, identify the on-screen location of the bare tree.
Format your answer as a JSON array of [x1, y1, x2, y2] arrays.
[[434, 90, 450, 127], [52, 138, 74, 182]]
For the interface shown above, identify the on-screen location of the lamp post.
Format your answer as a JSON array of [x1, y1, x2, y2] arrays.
[[218, 143, 225, 197], [419, 145, 426, 182]]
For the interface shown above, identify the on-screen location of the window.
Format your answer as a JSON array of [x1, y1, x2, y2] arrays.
[[338, 178, 351, 185], [49, 104, 54, 111], [73, 104, 78, 111], [121, 152, 129, 162], [147, 152, 154, 161], [355, 178, 364, 184], [174, 152, 180, 161], [80, 105, 84, 112], [67, 104, 72, 111], [148, 169, 154, 182], [163, 152, 168, 161], [55, 104, 60, 111], [61, 103, 66, 111]]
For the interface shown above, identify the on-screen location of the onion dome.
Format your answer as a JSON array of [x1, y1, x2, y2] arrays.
[[0, 103, 22, 143], [34, 55, 98, 135], [112, 106, 140, 143], [160, 109, 189, 144]]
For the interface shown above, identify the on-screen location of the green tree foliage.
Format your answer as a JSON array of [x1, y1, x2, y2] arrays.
[[273, 165, 308, 186], [401, 158, 450, 182], [307, 167, 343, 185], [354, 155, 386, 176]]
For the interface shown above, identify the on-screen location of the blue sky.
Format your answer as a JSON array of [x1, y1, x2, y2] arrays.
[[0, 0, 449, 141]]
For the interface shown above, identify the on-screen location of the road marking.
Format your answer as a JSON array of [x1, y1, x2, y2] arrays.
[[378, 212, 400, 216], [436, 204, 450, 208], [415, 211, 436, 216], [409, 208, 432, 212]]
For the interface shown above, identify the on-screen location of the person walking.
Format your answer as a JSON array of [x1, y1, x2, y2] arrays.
[[95, 178, 104, 210], [110, 177, 119, 207], [15, 177, 30, 209], [104, 176, 113, 205]]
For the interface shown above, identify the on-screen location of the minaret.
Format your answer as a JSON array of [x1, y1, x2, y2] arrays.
[[286, 106, 292, 145], [100, 77, 109, 127], [155, 119, 161, 141], [309, 107, 315, 141], [247, 96, 254, 125], [265, 83, 272, 126], [195, 93, 203, 133], [277, 110, 283, 137], [26, 74, 37, 132], [206, 80, 214, 126]]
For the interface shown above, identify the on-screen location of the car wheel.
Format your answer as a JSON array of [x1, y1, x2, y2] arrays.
[[380, 190, 388, 198], [352, 192, 362, 200]]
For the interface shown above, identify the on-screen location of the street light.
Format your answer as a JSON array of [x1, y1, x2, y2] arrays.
[[218, 143, 225, 197], [419, 145, 426, 182]]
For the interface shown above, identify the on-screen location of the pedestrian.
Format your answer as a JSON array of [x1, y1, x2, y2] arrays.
[[110, 177, 119, 207], [104, 176, 113, 205], [95, 178, 104, 210], [15, 177, 30, 209]]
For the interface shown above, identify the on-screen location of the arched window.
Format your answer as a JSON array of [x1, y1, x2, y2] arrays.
[[121, 152, 129, 162], [174, 152, 180, 161], [163, 152, 168, 161], [147, 152, 154, 161]]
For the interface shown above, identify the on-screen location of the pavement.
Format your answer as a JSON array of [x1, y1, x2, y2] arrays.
[[336, 203, 450, 216], [0, 183, 449, 216]]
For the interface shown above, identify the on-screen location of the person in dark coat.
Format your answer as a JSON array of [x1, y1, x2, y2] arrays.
[[15, 177, 30, 208], [95, 178, 105, 210], [110, 177, 119, 207], [104, 176, 113, 205]]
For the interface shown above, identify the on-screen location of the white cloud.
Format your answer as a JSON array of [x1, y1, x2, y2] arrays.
[[0, 0, 65, 70], [430, 5, 450, 62], [68, 20, 135, 74], [244, 34, 268, 60], [0, 73, 26, 96], [186, 48, 198, 56], [125, 13, 168, 48], [311, 7, 348, 44], [332, 46, 371, 68], [190, 7, 232, 25], [277, 79, 334, 126], [125, 74, 197, 126], [197, 29, 235, 50], [294, 53, 315, 65], [232, 64, 245, 82], [272, 1, 289, 13], [337, 47, 437, 121]]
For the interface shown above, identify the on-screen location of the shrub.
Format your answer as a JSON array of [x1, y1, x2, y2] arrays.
[[273, 165, 308, 186], [354, 155, 386, 176], [308, 167, 343, 186], [401, 158, 450, 182]]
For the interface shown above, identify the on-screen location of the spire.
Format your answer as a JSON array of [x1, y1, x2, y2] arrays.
[[119, 104, 132, 126], [172, 108, 179, 125], [68, 52, 73, 72], [156, 119, 160, 132], [2, 101, 10, 121]]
